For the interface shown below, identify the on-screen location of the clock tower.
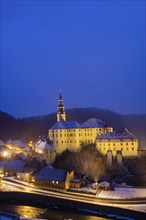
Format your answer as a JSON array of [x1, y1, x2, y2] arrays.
[[57, 92, 66, 122]]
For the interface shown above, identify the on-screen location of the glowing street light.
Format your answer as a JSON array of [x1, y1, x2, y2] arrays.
[[3, 151, 8, 157]]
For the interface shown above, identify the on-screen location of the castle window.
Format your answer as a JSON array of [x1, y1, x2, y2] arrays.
[[113, 143, 115, 146], [121, 143, 123, 146], [127, 148, 128, 151], [121, 148, 123, 150], [56, 134, 58, 137], [62, 141, 63, 143], [132, 143, 134, 145], [108, 144, 110, 146], [132, 147, 134, 151], [60, 134, 62, 137], [113, 148, 115, 151], [126, 143, 128, 146]]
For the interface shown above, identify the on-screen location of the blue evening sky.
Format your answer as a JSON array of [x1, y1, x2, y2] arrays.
[[1, 0, 145, 118]]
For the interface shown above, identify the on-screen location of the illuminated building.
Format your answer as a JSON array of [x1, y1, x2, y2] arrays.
[[96, 130, 138, 158], [34, 137, 56, 165], [35, 166, 74, 190], [48, 93, 113, 154]]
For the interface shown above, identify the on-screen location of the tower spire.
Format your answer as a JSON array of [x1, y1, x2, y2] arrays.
[[57, 91, 66, 122]]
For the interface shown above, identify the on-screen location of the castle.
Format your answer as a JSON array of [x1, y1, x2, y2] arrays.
[[48, 93, 138, 158]]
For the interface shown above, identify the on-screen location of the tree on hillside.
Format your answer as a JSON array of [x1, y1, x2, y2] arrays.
[[53, 144, 105, 183]]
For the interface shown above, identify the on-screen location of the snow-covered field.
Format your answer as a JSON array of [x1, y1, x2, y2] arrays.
[[96, 187, 146, 199]]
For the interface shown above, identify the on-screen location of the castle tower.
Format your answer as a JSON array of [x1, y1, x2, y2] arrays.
[[57, 92, 66, 122]]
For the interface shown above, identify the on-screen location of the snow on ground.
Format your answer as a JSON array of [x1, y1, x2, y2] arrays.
[[71, 186, 146, 199], [96, 187, 146, 199]]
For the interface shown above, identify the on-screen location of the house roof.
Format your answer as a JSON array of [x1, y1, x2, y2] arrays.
[[0, 140, 5, 145], [6, 160, 25, 169], [6, 140, 28, 148], [36, 166, 67, 181], [34, 137, 54, 151], [0, 161, 7, 167]]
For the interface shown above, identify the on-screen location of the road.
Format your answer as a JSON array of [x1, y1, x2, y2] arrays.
[[1, 178, 146, 213]]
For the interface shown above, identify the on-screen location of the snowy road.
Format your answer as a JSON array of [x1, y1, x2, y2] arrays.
[[1, 179, 146, 213]]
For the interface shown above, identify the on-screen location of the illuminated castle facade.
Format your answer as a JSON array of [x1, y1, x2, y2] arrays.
[[48, 93, 138, 157], [96, 130, 138, 158]]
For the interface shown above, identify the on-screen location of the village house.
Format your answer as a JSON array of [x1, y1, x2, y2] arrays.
[[34, 166, 74, 190]]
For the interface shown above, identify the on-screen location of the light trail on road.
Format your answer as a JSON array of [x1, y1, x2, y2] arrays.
[[2, 179, 146, 213]]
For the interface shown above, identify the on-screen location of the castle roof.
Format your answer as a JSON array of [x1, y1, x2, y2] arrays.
[[97, 130, 136, 140], [50, 120, 81, 130], [50, 118, 107, 130], [81, 118, 106, 128]]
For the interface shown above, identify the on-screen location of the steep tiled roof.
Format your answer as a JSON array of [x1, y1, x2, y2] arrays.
[[81, 118, 106, 128], [34, 137, 54, 151]]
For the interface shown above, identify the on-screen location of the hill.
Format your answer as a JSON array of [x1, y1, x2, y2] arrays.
[[0, 108, 145, 148]]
